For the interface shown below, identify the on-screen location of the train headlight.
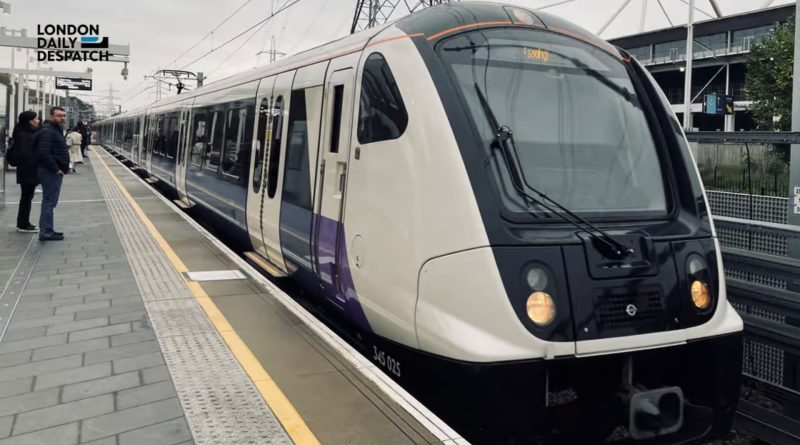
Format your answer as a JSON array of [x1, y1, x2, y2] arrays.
[[690, 280, 711, 310], [686, 254, 713, 312], [525, 267, 549, 291], [526, 291, 556, 326]]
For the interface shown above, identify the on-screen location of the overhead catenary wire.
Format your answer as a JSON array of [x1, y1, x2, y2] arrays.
[[164, 0, 256, 69], [209, 0, 300, 76], [208, 20, 270, 77], [178, 0, 303, 71], [120, 0, 256, 100]]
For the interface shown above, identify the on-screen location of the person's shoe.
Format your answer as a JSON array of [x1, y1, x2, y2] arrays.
[[53, 231, 64, 236], [17, 225, 38, 233], [39, 232, 64, 241]]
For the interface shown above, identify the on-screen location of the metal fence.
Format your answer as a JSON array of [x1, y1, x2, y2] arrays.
[[687, 132, 800, 444], [718, 217, 800, 445]]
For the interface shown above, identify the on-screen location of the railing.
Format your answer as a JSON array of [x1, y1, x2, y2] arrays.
[[641, 45, 750, 67], [687, 132, 800, 444], [717, 217, 800, 445]]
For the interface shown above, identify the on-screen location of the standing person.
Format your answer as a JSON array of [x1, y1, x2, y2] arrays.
[[8, 111, 41, 232], [65, 127, 82, 173], [78, 121, 90, 158], [34, 107, 69, 241]]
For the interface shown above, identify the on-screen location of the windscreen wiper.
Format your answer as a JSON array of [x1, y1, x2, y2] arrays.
[[473, 82, 635, 259]]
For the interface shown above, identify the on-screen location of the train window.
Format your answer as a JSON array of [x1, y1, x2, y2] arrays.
[[122, 120, 129, 150], [219, 106, 253, 183], [191, 111, 207, 168], [357, 53, 408, 144], [253, 97, 270, 192], [143, 115, 151, 152], [115, 121, 123, 146], [438, 28, 669, 219], [239, 107, 254, 185], [166, 113, 179, 160], [283, 90, 312, 209], [134, 117, 141, 151], [329, 85, 344, 153], [206, 111, 224, 173], [221, 109, 241, 179], [154, 116, 166, 156], [266, 96, 284, 199]]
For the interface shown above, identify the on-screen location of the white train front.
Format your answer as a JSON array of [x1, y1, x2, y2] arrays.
[[96, 2, 744, 443]]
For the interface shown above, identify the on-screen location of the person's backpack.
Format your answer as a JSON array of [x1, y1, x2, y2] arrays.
[[5, 137, 17, 167]]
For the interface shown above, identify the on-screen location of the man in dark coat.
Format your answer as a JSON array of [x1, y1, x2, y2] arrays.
[[34, 106, 70, 241], [10, 111, 41, 232]]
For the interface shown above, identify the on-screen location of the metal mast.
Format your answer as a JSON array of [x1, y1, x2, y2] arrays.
[[350, 0, 455, 34], [682, 0, 696, 131]]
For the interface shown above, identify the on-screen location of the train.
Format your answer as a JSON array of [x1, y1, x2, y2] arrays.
[[95, 2, 743, 443]]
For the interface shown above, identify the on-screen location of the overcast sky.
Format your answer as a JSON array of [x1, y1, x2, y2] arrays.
[[0, 0, 794, 114]]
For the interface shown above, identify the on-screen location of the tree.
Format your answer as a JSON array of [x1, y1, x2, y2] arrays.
[[745, 17, 795, 163]]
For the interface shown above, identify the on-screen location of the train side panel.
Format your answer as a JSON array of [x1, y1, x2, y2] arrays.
[[341, 30, 493, 349]]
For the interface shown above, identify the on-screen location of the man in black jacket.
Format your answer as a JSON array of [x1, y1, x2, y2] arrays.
[[35, 106, 69, 241]]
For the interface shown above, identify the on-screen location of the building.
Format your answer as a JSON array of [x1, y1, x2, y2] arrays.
[[609, 4, 794, 132]]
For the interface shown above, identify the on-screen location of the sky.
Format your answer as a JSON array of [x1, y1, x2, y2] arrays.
[[0, 0, 795, 115]]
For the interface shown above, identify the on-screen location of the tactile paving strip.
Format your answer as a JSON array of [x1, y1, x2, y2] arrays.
[[146, 299, 216, 337], [162, 333, 289, 444], [91, 152, 292, 445]]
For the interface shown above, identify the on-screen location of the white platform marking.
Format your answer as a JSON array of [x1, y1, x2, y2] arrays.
[[186, 270, 246, 281]]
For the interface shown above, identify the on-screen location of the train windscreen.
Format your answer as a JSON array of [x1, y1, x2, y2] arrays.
[[438, 28, 669, 220]]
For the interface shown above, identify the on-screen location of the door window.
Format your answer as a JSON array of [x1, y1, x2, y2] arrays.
[[266, 96, 284, 199], [191, 111, 207, 168], [253, 97, 270, 192], [329, 85, 344, 153]]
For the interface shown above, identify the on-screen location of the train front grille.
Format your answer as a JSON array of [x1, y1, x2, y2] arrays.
[[595, 290, 666, 333]]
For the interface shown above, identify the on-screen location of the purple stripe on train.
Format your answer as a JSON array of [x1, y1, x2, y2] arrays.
[[314, 214, 372, 332]]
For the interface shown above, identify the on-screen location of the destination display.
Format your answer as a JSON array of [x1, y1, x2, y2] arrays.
[[55, 76, 92, 91]]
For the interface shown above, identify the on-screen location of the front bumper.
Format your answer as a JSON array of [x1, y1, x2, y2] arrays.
[[399, 332, 742, 444]]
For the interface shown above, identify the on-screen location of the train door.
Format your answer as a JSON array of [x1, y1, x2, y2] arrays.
[[314, 63, 356, 305], [257, 71, 294, 275], [246, 78, 274, 263], [279, 63, 327, 276], [175, 104, 193, 206]]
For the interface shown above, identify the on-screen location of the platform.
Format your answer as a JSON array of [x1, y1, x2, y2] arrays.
[[0, 147, 465, 445]]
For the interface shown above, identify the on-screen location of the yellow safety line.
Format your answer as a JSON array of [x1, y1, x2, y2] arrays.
[[93, 150, 320, 445]]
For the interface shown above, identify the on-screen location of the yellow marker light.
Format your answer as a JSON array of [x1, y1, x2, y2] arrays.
[[526, 291, 556, 326], [691, 280, 711, 310]]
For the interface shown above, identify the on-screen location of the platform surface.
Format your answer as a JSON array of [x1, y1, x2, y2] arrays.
[[0, 147, 462, 445]]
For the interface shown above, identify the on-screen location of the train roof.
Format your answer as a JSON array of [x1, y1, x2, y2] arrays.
[[103, 1, 616, 122]]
